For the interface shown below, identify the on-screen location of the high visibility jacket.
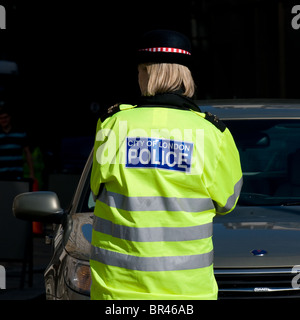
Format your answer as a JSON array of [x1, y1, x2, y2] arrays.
[[90, 93, 242, 300]]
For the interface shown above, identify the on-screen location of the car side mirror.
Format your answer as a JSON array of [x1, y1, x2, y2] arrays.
[[13, 191, 65, 224]]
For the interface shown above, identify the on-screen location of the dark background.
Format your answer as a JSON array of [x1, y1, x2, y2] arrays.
[[1, 0, 300, 163]]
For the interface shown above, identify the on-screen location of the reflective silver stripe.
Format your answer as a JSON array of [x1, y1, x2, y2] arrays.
[[98, 188, 215, 213], [214, 177, 243, 214], [93, 216, 213, 242], [91, 245, 213, 271]]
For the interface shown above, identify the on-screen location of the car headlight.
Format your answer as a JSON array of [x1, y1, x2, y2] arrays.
[[64, 255, 91, 296]]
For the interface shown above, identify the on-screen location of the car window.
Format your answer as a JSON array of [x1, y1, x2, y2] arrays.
[[78, 184, 95, 213], [88, 192, 96, 211], [75, 166, 95, 213], [226, 119, 300, 206]]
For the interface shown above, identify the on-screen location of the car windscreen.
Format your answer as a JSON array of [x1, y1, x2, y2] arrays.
[[225, 119, 300, 206]]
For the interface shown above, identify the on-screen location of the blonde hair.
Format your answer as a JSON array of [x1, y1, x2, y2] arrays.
[[142, 63, 195, 98]]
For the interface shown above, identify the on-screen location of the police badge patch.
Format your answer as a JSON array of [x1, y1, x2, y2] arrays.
[[126, 137, 193, 173]]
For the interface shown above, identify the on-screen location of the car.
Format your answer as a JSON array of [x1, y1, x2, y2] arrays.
[[13, 99, 300, 299]]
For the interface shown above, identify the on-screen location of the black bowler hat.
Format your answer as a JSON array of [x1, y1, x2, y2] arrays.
[[137, 30, 192, 67]]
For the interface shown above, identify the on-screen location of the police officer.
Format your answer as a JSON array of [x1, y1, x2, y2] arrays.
[[90, 30, 242, 300]]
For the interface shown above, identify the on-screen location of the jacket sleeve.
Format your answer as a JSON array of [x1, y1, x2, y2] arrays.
[[208, 128, 243, 215], [90, 118, 104, 200], [90, 115, 120, 199]]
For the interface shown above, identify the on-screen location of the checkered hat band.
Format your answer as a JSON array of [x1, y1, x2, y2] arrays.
[[138, 47, 191, 55]]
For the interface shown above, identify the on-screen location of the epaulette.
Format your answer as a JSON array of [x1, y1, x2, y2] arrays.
[[100, 103, 137, 122], [204, 112, 226, 132], [100, 103, 121, 122]]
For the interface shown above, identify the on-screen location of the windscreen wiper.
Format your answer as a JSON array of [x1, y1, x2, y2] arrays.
[[239, 193, 300, 206], [282, 201, 300, 206]]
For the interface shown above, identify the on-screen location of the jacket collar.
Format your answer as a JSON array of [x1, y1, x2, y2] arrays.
[[136, 91, 201, 112]]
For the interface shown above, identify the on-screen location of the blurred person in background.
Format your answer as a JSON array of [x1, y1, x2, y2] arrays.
[[0, 105, 35, 180]]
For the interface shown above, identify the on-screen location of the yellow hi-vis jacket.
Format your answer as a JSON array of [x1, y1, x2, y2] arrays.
[[90, 96, 242, 300]]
